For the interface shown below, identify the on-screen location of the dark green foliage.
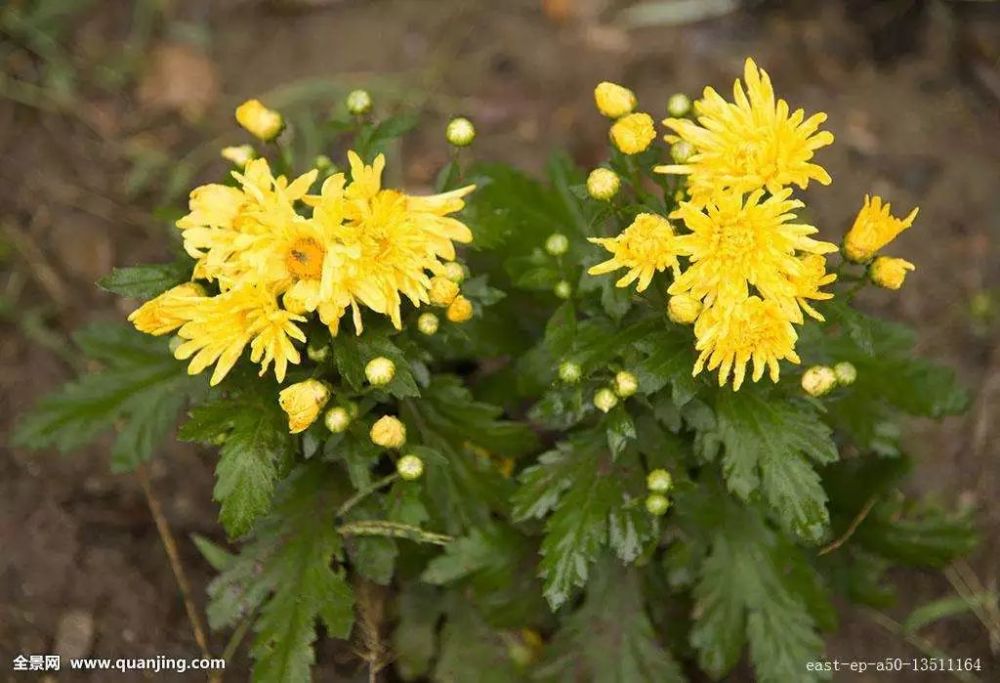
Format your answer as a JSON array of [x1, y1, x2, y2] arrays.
[[98, 261, 192, 299]]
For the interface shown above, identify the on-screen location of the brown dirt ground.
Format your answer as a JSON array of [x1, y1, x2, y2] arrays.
[[1, 1, 998, 681]]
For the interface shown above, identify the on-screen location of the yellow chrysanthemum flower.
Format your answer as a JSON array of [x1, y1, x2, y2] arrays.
[[172, 283, 305, 386], [610, 113, 656, 155], [843, 195, 919, 263], [278, 379, 330, 434], [669, 188, 837, 311], [128, 282, 206, 336], [305, 151, 474, 333], [869, 256, 915, 290], [788, 253, 837, 321], [656, 58, 834, 206], [588, 213, 679, 292], [693, 297, 801, 391]]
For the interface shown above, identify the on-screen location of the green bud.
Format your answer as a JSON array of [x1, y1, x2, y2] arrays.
[[417, 312, 439, 335], [671, 140, 695, 164], [558, 361, 582, 384], [545, 233, 569, 256], [667, 93, 691, 117], [324, 406, 351, 433], [397, 454, 424, 480], [833, 361, 857, 386], [646, 468, 672, 493], [346, 89, 372, 115], [554, 280, 572, 299], [365, 356, 396, 386], [593, 387, 618, 413], [645, 493, 670, 516], [446, 117, 476, 147], [614, 370, 638, 397]]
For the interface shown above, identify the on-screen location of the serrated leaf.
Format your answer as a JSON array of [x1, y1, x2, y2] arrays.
[[13, 323, 202, 472], [421, 528, 495, 585], [605, 405, 636, 460], [191, 533, 235, 572], [715, 389, 838, 543], [98, 261, 192, 299], [634, 329, 698, 405]]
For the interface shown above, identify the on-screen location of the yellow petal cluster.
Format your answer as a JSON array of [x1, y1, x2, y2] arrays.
[[588, 213, 679, 292], [869, 256, 915, 290], [610, 113, 656, 155], [128, 121, 475, 388], [843, 194, 918, 263], [655, 58, 834, 207], [278, 379, 330, 434]]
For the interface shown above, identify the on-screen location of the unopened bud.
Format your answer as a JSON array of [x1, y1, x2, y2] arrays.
[[545, 233, 570, 256], [370, 415, 406, 449], [801, 365, 838, 397], [446, 295, 473, 323], [614, 370, 638, 397], [346, 89, 372, 116], [397, 454, 424, 480], [442, 261, 465, 283], [417, 312, 439, 335], [667, 93, 691, 118], [235, 99, 283, 141], [306, 341, 329, 362], [610, 113, 655, 155], [670, 140, 695, 164], [834, 361, 857, 386], [221, 144, 254, 168], [446, 117, 476, 147], [646, 469, 673, 493], [558, 361, 582, 383], [870, 256, 915, 291], [667, 294, 702, 324], [429, 276, 459, 307], [594, 81, 637, 119], [586, 168, 620, 201], [645, 493, 670, 516], [554, 280, 572, 299], [593, 387, 619, 413], [365, 356, 396, 386], [324, 406, 351, 433]]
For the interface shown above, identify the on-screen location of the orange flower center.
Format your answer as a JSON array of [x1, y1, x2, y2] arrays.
[[286, 238, 324, 280]]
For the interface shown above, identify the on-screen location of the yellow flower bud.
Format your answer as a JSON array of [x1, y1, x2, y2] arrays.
[[870, 256, 915, 290], [594, 81, 637, 119], [446, 295, 473, 323], [610, 113, 655, 155], [221, 144, 254, 168], [371, 415, 406, 449], [235, 99, 283, 141], [670, 140, 695, 164], [346, 89, 372, 116], [417, 312, 439, 335], [834, 361, 857, 386], [843, 195, 918, 263], [558, 361, 582, 383], [365, 356, 396, 386], [128, 282, 207, 337], [801, 365, 838, 397], [667, 93, 691, 117], [306, 341, 329, 363], [397, 454, 424, 481], [442, 261, 466, 283], [545, 233, 570, 256], [614, 370, 638, 397], [278, 379, 330, 434], [324, 406, 351, 433], [646, 469, 672, 493], [667, 294, 702, 324], [446, 117, 476, 147], [593, 387, 618, 413], [645, 493, 670, 516], [429, 276, 459, 307], [554, 280, 572, 299], [586, 168, 620, 201]]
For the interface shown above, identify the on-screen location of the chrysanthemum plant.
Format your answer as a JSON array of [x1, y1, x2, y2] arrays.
[[16, 61, 977, 682]]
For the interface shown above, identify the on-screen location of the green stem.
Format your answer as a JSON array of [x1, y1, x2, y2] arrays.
[[336, 473, 400, 518], [221, 612, 254, 664], [336, 520, 452, 546]]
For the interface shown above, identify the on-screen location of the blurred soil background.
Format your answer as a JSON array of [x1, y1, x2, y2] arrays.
[[1, 0, 998, 680]]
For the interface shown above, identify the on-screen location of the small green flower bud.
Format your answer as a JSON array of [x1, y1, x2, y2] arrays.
[[545, 233, 570, 256], [667, 93, 691, 118], [446, 117, 476, 147], [314, 154, 333, 172], [593, 387, 619, 413], [221, 144, 254, 168], [365, 356, 396, 386], [442, 261, 465, 283], [586, 167, 620, 201], [345, 401, 360, 419], [801, 365, 838, 397], [346, 89, 372, 116], [646, 468, 673, 493], [168, 335, 184, 354], [554, 280, 572, 299], [833, 361, 857, 386], [397, 454, 424, 480], [417, 312, 439, 335], [324, 406, 351, 433], [558, 361, 582, 383], [306, 341, 329, 363], [671, 140, 695, 164], [614, 370, 638, 398], [645, 493, 670, 516]]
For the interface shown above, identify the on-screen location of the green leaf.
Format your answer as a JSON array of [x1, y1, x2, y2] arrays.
[[605, 406, 636, 461], [393, 584, 443, 681], [421, 528, 495, 585], [191, 533, 235, 572], [333, 330, 420, 398], [690, 503, 826, 682], [181, 388, 296, 538], [714, 389, 838, 543], [633, 329, 698, 405], [902, 592, 997, 634], [536, 558, 684, 683], [98, 261, 191, 299], [13, 323, 202, 472], [433, 598, 523, 683]]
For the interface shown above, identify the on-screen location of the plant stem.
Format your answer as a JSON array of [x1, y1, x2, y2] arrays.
[[336, 520, 452, 546], [336, 473, 399, 518]]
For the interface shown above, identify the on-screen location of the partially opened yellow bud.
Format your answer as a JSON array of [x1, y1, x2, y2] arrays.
[[429, 276, 460, 307], [586, 168, 620, 201], [870, 256, 915, 290], [371, 415, 406, 449], [278, 379, 330, 434], [610, 113, 655, 155], [594, 81, 637, 119], [221, 144, 254, 168], [844, 195, 918, 263], [801, 366, 837, 397], [446, 295, 473, 323], [128, 282, 206, 336], [667, 294, 702, 324], [235, 99, 283, 141]]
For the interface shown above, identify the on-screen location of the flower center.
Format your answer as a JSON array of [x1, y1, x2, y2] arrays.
[[286, 238, 324, 280]]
